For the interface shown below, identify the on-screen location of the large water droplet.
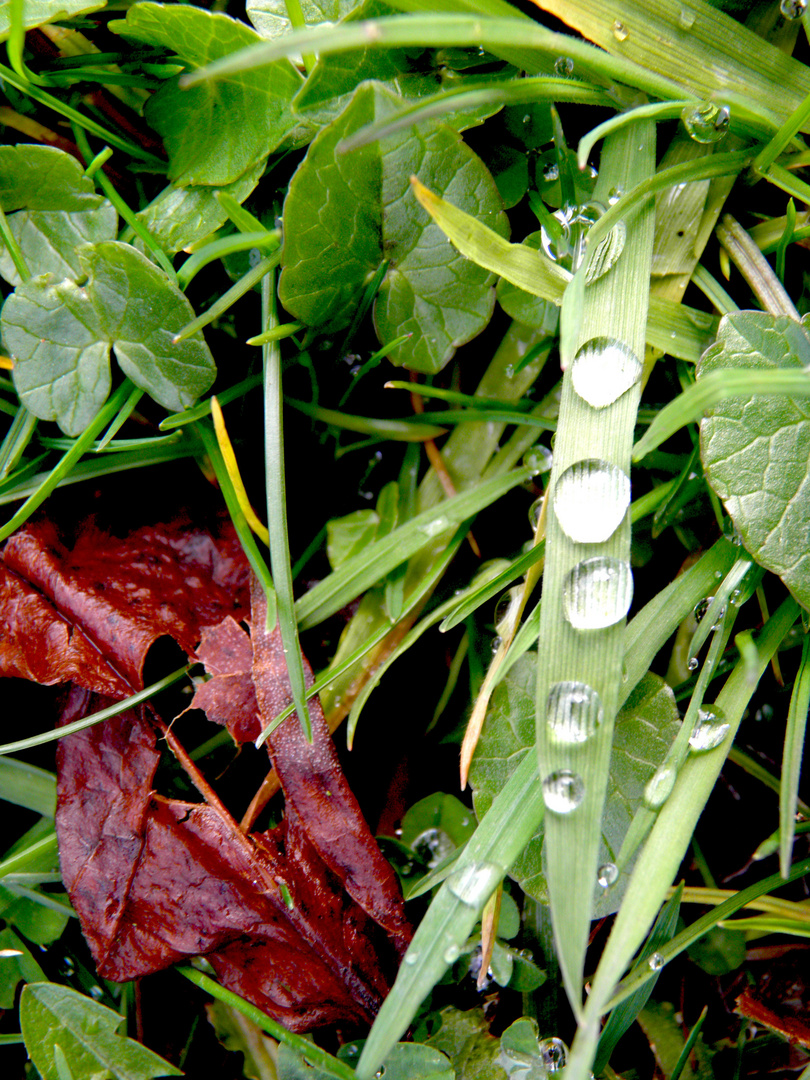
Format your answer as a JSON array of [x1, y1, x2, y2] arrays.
[[689, 707, 730, 752], [693, 596, 713, 623], [597, 862, 618, 888], [644, 764, 677, 809], [554, 56, 574, 77], [529, 496, 544, 530], [681, 101, 730, 143], [554, 459, 630, 543], [562, 557, 633, 630], [447, 862, 501, 905], [539, 1037, 568, 1072], [494, 587, 522, 635], [413, 827, 454, 868], [546, 681, 604, 744], [781, 0, 807, 17], [585, 221, 627, 283], [542, 769, 585, 814], [571, 337, 642, 409], [611, 19, 629, 40], [443, 944, 460, 964], [648, 951, 665, 971], [678, 8, 696, 28]]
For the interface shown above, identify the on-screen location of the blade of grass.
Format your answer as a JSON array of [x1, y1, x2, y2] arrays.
[[0, 406, 37, 480], [781, 632, 810, 878], [0, 759, 56, 817], [178, 231, 280, 291], [159, 374, 263, 430], [284, 398, 447, 441], [262, 272, 311, 740], [172, 253, 281, 343], [211, 397, 269, 546]]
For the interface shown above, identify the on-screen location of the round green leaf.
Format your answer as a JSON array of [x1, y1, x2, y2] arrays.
[[0, 146, 102, 212], [699, 310, 810, 609], [0, 204, 118, 286], [279, 81, 508, 374]]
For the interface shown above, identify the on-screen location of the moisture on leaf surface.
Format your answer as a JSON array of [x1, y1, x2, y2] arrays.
[[279, 81, 509, 374], [699, 310, 810, 609]]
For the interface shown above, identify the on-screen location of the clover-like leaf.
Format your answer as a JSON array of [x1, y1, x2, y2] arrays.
[[0, 204, 118, 286], [279, 81, 508, 374], [698, 310, 810, 609], [469, 658, 680, 916], [2, 241, 215, 435], [0, 145, 101, 212], [20, 983, 181, 1080], [110, 2, 302, 185]]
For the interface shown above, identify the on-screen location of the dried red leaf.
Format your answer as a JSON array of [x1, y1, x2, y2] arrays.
[[735, 988, 810, 1048], [2, 512, 410, 1030]]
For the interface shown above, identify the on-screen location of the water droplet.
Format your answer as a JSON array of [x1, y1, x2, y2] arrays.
[[413, 827, 454, 868], [403, 952, 419, 966], [492, 635, 503, 655], [781, 0, 807, 17], [554, 458, 631, 543], [611, 19, 629, 40], [693, 596, 713, 623], [687, 656, 699, 672], [562, 556, 633, 630], [248, 248, 262, 268], [585, 221, 627, 283], [598, 862, 618, 888], [542, 162, 560, 183], [495, 587, 522, 635], [546, 681, 604, 744], [681, 101, 730, 143], [648, 951, 665, 971], [689, 707, 730, 752], [529, 496, 544, 530], [607, 186, 623, 205], [644, 764, 677, 809], [420, 516, 449, 538], [542, 769, 585, 814], [571, 337, 642, 409], [523, 444, 553, 476], [443, 944, 460, 964], [447, 862, 501, 905], [539, 1037, 568, 1072], [678, 8, 696, 28], [554, 56, 574, 77], [522, 113, 531, 124], [375, 1069, 386, 1080], [89, 985, 104, 1000], [505, 363, 515, 377]]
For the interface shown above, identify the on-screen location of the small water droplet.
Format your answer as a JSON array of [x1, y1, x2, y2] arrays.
[[522, 113, 530, 123], [542, 161, 560, 183], [611, 19, 629, 40], [546, 681, 604, 744], [689, 707, 730, 752], [542, 769, 585, 814], [648, 951, 665, 971], [492, 635, 503, 655], [505, 363, 515, 377], [554, 458, 631, 544], [539, 1037, 568, 1072], [571, 337, 642, 409], [781, 0, 807, 17], [375, 1069, 386, 1080], [687, 656, 699, 672], [89, 985, 104, 1000], [607, 185, 623, 205], [694, 596, 713, 623], [529, 496, 544, 530], [403, 952, 419, 966], [597, 862, 618, 888], [413, 827, 454, 868], [562, 556, 633, 630], [420, 516, 449, 538], [447, 862, 501, 905], [495, 587, 522, 635], [681, 101, 730, 143], [554, 56, 574, 77], [585, 221, 627, 283], [678, 7, 696, 28], [523, 444, 553, 476], [443, 944, 460, 964], [644, 764, 677, 809]]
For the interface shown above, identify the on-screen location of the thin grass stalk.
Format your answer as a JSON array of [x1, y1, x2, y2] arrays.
[[534, 120, 656, 1018], [781, 633, 810, 877]]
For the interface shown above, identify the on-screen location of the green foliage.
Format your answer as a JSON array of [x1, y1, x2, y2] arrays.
[[2, 239, 215, 434], [279, 80, 508, 372], [699, 311, 810, 608], [20, 983, 181, 1080]]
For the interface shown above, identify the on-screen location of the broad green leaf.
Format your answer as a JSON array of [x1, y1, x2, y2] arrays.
[[0, 0, 103, 41], [3, 241, 215, 436], [496, 232, 559, 328], [400, 792, 476, 862], [0, 204, 118, 286], [327, 508, 380, 569], [20, 983, 181, 1080], [137, 163, 264, 254], [340, 1042, 454, 1080], [0, 927, 46, 1009], [248, 0, 360, 39], [698, 311, 810, 609], [110, 2, 302, 185], [0, 146, 101, 212], [469, 662, 681, 917], [686, 925, 746, 975], [280, 81, 508, 373]]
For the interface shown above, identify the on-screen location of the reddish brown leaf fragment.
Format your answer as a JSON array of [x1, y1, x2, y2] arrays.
[[735, 988, 810, 1048], [2, 514, 249, 692], [193, 616, 259, 745]]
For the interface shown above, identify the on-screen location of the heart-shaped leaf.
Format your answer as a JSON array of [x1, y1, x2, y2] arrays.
[[2, 240, 215, 435], [0, 145, 100, 212], [698, 310, 810, 609], [279, 81, 508, 374]]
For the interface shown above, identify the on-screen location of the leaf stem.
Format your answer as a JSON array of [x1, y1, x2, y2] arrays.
[[715, 214, 800, 320]]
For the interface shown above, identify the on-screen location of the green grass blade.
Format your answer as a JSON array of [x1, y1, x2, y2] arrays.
[[295, 466, 532, 630], [565, 595, 801, 1080], [159, 375, 263, 430], [633, 369, 810, 461], [781, 632, 810, 878], [172, 254, 281, 343], [0, 759, 56, 817], [262, 274, 310, 740], [0, 406, 37, 481], [285, 398, 448, 441]]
